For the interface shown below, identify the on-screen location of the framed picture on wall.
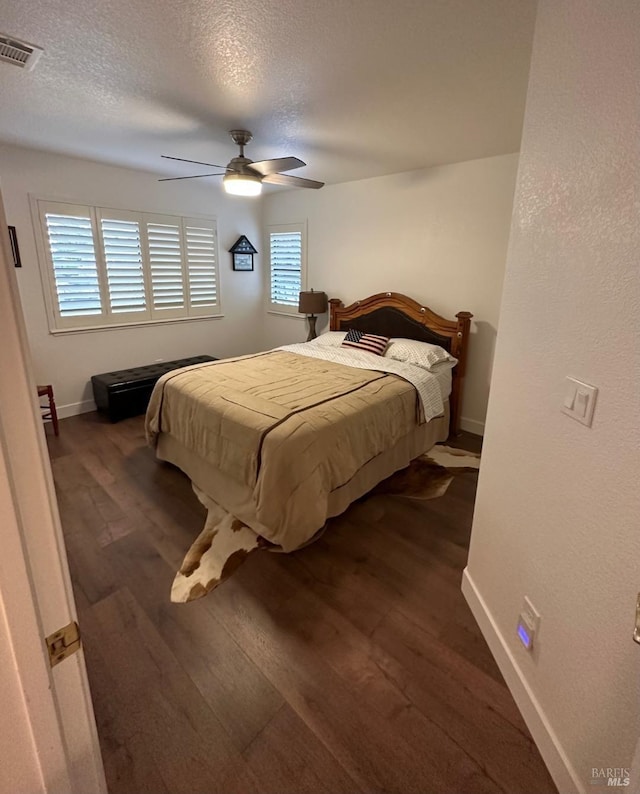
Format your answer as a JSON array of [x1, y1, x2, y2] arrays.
[[8, 226, 21, 267], [232, 252, 254, 271], [229, 235, 257, 271]]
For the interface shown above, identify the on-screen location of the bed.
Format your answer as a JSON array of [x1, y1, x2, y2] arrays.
[[145, 292, 472, 595], [328, 292, 472, 438]]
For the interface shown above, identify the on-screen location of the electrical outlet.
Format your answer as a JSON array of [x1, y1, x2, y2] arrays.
[[517, 596, 541, 652], [522, 596, 541, 631], [155, 358, 164, 363]]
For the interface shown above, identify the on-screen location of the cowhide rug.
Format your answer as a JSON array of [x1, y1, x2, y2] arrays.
[[170, 445, 480, 603]]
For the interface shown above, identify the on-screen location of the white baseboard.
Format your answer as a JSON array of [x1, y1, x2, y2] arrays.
[[460, 416, 485, 435], [461, 569, 584, 794], [56, 399, 96, 420]]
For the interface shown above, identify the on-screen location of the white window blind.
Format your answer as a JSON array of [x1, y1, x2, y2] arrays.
[[146, 218, 185, 313], [184, 219, 218, 312], [99, 211, 146, 317], [268, 223, 305, 313], [34, 199, 220, 331], [44, 209, 103, 319]]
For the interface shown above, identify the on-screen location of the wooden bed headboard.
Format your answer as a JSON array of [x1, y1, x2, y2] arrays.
[[329, 292, 472, 437]]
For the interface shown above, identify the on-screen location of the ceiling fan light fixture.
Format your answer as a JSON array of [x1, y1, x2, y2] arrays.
[[160, 130, 323, 191], [223, 172, 262, 196]]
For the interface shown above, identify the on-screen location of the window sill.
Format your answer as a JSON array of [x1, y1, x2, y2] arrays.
[[48, 314, 224, 336], [267, 310, 305, 319]]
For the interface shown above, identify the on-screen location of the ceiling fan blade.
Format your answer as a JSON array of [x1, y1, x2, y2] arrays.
[[161, 155, 231, 170], [158, 173, 225, 181], [262, 173, 324, 189], [249, 157, 306, 176]]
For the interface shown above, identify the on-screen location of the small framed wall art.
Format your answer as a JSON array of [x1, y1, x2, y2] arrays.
[[8, 226, 21, 267], [229, 235, 257, 271]]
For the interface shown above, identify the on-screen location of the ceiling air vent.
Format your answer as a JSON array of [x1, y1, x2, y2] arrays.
[[0, 34, 43, 71]]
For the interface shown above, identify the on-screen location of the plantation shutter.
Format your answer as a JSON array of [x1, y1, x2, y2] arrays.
[[40, 203, 104, 326], [269, 226, 304, 310], [145, 216, 186, 316], [183, 218, 219, 314], [97, 209, 148, 319], [35, 199, 220, 331]]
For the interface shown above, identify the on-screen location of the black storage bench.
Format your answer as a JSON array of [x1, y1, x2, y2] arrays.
[[91, 355, 217, 422]]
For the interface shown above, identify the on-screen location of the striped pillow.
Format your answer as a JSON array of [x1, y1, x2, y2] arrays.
[[341, 328, 390, 356]]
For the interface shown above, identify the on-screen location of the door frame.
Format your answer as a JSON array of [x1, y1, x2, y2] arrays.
[[0, 184, 106, 793]]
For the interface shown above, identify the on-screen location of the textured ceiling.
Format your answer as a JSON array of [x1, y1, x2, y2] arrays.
[[0, 0, 537, 185]]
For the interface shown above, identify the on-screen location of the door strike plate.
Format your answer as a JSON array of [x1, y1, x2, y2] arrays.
[[46, 621, 81, 667]]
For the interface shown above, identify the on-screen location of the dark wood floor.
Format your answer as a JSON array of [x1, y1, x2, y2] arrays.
[[47, 413, 556, 794]]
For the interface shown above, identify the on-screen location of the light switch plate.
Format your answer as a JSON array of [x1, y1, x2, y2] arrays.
[[562, 377, 598, 427]]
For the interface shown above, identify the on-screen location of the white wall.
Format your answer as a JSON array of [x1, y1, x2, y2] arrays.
[[463, 2, 640, 792], [0, 143, 517, 430], [262, 153, 519, 434], [0, 144, 263, 415]]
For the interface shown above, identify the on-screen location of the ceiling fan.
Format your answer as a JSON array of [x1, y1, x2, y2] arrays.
[[159, 130, 324, 196]]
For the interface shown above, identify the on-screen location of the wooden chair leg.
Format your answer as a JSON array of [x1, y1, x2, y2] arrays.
[[39, 384, 60, 436], [48, 386, 59, 436]]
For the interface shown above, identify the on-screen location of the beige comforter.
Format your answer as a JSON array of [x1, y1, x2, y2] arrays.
[[146, 350, 440, 550]]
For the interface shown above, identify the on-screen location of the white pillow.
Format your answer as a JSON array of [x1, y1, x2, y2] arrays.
[[385, 338, 457, 370], [306, 331, 346, 346]]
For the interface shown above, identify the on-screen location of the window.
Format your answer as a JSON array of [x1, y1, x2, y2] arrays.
[[267, 222, 306, 314], [33, 198, 220, 331]]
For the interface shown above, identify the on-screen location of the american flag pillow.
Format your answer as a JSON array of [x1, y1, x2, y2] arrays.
[[341, 328, 390, 356]]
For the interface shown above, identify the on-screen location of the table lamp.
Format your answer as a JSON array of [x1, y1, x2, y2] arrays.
[[298, 289, 328, 341]]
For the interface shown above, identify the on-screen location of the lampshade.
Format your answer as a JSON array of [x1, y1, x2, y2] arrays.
[[223, 173, 262, 196], [298, 290, 328, 315]]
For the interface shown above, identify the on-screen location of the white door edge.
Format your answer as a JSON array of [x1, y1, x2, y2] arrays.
[[0, 183, 107, 794]]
